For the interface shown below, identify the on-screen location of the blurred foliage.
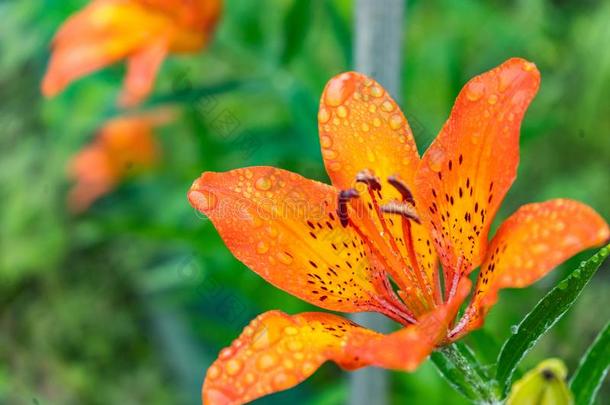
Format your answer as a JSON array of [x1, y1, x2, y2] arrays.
[[0, 0, 609, 404]]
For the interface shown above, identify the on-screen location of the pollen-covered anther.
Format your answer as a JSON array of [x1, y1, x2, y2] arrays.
[[337, 188, 360, 227], [355, 169, 382, 191], [388, 175, 416, 206], [381, 200, 421, 224]]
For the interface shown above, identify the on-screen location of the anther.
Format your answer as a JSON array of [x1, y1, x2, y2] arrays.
[[337, 189, 359, 227], [388, 175, 415, 206], [356, 169, 381, 191], [381, 200, 421, 224]]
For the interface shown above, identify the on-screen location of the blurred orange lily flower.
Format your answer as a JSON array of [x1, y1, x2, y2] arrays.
[[68, 111, 172, 212], [42, 0, 222, 106], [188, 58, 609, 404]]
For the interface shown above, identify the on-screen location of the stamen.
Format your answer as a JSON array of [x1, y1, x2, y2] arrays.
[[356, 169, 382, 191], [337, 188, 359, 227], [388, 175, 416, 206], [381, 200, 421, 224]]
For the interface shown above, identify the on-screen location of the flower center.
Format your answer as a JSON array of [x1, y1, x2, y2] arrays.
[[337, 169, 438, 322]]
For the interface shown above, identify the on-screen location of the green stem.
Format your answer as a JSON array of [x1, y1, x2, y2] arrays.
[[434, 344, 501, 404]]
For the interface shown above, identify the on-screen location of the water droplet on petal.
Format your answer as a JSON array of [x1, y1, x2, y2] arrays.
[[381, 100, 394, 112], [284, 326, 298, 336], [322, 149, 338, 159], [225, 359, 242, 376], [318, 107, 331, 123], [325, 73, 355, 107], [361, 123, 370, 132], [389, 114, 403, 130], [256, 353, 278, 371], [336, 105, 348, 118], [522, 61, 536, 72], [243, 373, 256, 386], [372, 118, 381, 127], [487, 94, 498, 105], [466, 81, 485, 101], [370, 85, 383, 98], [207, 365, 221, 379], [190, 190, 217, 210], [256, 241, 269, 254], [219, 347, 234, 359], [255, 177, 272, 191], [287, 340, 303, 351], [320, 135, 332, 148]]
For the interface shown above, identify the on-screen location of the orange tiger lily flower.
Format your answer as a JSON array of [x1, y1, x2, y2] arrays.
[[68, 110, 172, 212], [188, 58, 609, 404], [42, 0, 222, 106]]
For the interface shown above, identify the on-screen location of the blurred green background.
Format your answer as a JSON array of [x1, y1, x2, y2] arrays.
[[1, 0, 609, 404]]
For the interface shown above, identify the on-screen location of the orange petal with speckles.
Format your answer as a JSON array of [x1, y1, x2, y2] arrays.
[[414, 58, 541, 298], [188, 167, 411, 322], [454, 199, 609, 338], [203, 311, 381, 405], [318, 72, 438, 298]]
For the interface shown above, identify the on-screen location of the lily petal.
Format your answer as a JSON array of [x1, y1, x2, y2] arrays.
[[350, 277, 471, 369], [188, 167, 409, 321], [42, 0, 171, 97], [202, 310, 381, 405], [318, 71, 420, 190], [319, 72, 438, 297], [414, 58, 540, 296], [119, 39, 168, 107], [457, 199, 609, 336]]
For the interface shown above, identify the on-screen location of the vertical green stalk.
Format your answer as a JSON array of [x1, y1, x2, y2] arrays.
[[349, 1, 405, 404], [433, 343, 501, 404]]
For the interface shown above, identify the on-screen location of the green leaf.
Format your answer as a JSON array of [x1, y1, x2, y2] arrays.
[[280, 0, 315, 65], [496, 245, 610, 396], [569, 321, 610, 405]]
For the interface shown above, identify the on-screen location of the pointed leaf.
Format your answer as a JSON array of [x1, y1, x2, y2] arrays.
[[569, 321, 610, 405], [496, 245, 610, 396]]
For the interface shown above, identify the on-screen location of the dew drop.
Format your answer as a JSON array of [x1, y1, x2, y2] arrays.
[[208, 365, 221, 379], [302, 361, 316, 375], [487, 94, 498, 105], [219, 347, 234, 360], [243, 373, 256, 386], [361, 123, 370, 132], [284, 326, 299, 336], [256, 241, 269, 254], [522, 61, 536, 72], [389, 114, 403, 130], [287, 340, 304, 352], [370, 85, 383, 98], [379, 100, 394, 113], [369, 104, 377, 113], [510, 325, 518, 334], [318, 107, 331, 123], [255, 177, 272, 191], [225, 359, 243, 376], [320, 135, 332, 148], [466, 81, 485, 101], [256, 353, 278, 371], [322, 149, 338, 159], [366, 148, 376, 163], [336, 105, 349, 118], [190, 190, 217, 210], [325, 73, 355, 107], [372, 117, 381, 127]]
